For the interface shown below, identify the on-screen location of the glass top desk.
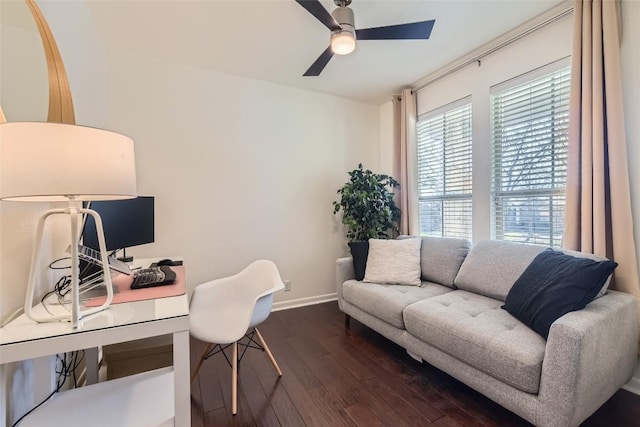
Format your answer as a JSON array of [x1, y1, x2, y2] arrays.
[[0, 259, 190, 427]]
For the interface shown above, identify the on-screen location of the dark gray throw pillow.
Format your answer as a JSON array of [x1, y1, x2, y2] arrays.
[[502, 248, 617, 339]]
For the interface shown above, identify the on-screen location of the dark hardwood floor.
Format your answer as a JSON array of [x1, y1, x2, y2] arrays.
[[190, 302, 640, 426]]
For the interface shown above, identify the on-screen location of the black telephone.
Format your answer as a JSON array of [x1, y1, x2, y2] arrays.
[[130, 265, 176, 289]]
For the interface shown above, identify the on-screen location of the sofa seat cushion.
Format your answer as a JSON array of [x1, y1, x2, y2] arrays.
[[403, 290, 546, 393], [342, 279, 453, 329]]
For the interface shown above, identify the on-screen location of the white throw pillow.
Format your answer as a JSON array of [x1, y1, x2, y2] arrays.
[[364, 238, 422, 286]]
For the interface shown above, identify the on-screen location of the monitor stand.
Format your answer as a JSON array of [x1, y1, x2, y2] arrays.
[[117, 248, 134, 263]]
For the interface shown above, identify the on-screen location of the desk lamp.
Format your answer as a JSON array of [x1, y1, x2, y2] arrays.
[[0, 122, 137, 328]]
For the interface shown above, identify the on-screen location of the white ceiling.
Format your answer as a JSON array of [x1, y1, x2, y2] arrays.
[[85, 0, 563, 105]]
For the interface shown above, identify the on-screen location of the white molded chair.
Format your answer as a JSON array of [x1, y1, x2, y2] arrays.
[[189, 259, 284, 415]]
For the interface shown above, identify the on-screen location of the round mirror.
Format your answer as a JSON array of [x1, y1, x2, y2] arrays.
[[0, 0, 49, 122]]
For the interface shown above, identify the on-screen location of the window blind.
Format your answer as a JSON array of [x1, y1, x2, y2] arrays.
[[417, 99, 472, 239], [491, 64, 570, 247]]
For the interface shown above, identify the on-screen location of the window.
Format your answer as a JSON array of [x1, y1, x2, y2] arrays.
[[491, 62, 570, 247], [416, 99, 472, 239]]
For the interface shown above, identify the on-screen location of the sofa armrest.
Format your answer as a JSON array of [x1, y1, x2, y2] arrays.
[[336, 257, 355, 309], [537, 291, 638, 427]]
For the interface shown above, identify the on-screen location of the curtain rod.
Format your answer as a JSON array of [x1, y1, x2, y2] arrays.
[[411, 6, 574, 94]]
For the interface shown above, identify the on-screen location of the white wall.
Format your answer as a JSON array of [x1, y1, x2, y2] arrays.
[[378, 100, 395, 177], [99, 53, 380, 304]]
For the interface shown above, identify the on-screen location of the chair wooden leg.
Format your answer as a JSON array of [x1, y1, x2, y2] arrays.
[[254, 328, 282, 377], [232, 341, 238, 415], [191, 342, 213, 383], [345, 314, 351, 328]]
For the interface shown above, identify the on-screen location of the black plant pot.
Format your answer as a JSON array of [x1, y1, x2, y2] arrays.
[[348, 241, 369, 281]]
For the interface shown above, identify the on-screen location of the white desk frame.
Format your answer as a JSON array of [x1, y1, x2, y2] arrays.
[[0, 259, 190, 427]]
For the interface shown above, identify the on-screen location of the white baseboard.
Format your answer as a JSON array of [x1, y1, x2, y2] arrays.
[[622, 377, 640, 395], [272, 293, 337, 311]]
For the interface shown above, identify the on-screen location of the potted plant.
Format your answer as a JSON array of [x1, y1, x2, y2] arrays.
[[333, 163, 401, 280]]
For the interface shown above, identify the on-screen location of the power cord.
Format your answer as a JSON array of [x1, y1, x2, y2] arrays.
[[41, 275, 72, 316], [47, 256, 71, 270], [11, 350, 85, 426], [41, 265, 110, 314]]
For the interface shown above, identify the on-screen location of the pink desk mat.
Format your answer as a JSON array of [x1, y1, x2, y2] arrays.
[[84, 266, 186, 307]]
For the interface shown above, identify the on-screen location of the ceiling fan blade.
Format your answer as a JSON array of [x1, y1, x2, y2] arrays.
[[303, 46, 334, 76], [295, 0, 341, 31], [356, 20, 435, 40]]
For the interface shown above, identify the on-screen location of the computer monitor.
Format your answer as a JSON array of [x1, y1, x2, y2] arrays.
[[82, 196, 155, 261]]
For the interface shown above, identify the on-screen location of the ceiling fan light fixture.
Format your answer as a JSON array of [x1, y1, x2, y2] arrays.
[[297, 0, 435, 76], [330, 5, 356, 55], [331, 30, 356, 55]]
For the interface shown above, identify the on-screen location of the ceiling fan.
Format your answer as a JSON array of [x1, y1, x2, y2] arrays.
[[295, 0, 435, 76]]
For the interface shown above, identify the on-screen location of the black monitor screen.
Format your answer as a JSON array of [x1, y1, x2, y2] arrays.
[[82, 196, 154, 252]]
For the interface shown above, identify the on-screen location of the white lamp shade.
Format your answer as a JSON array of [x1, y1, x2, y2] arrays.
[[0, 122, 137, 202]]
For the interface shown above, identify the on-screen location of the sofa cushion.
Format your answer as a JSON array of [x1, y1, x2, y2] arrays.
[[342, 279, 453, 329], [454, 240, 545, 300], [403, 290, 546, 393], [364, 238, 422, 286], [419, 236, 471, 288], [502, 249, 617, 339]]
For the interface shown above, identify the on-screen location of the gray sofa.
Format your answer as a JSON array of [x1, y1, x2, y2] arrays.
[[336, 237, 638, 427]]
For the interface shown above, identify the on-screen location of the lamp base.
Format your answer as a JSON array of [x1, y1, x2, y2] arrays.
[[24, 204, 114, 328]]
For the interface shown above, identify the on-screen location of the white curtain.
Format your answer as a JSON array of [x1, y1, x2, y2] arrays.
[[393, 89, 419, 235], [563, 0, 640, 333]]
